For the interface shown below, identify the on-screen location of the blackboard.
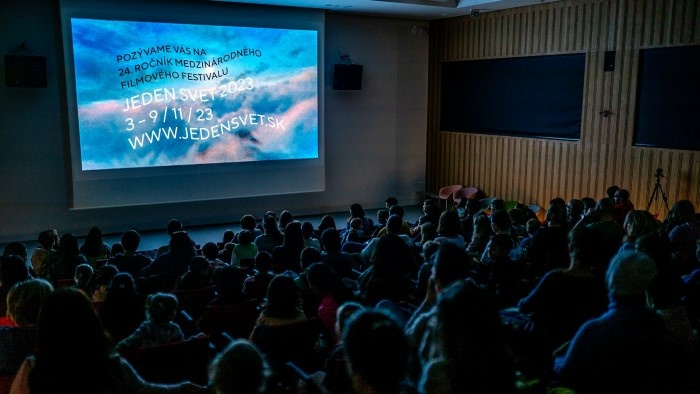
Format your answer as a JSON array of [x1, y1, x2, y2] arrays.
[[634, 45, 700, 151], [440, 53, 586, 140]]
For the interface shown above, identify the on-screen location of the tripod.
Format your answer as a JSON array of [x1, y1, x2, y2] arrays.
[[646, 170, 670, 213]]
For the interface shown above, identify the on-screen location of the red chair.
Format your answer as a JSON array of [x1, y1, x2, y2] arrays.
[[0, 374, 15, 394], [438, 184, 464, 210], [452, 186, 483, 205]]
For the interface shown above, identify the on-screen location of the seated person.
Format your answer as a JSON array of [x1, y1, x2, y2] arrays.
[[107, 229, 153, 278], [0, 279, 54, 375], [116, 292, 185, 352], [208, 339, 269, 394], [174, 256, 212, 291]]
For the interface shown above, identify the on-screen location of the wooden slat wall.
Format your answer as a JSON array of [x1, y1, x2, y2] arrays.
[[426, 0, 700, 219]]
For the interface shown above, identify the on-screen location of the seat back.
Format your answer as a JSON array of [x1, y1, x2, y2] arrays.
[[198, 299, 261, 339], [172, 285, 216, 320], [120, 335, 212, 385], [0, 375, 15, 394], [250, 318, 322, 373]]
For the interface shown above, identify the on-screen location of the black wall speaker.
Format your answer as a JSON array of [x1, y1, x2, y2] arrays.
[[333, 64, 363, 90], [4, 55, 48, 88]]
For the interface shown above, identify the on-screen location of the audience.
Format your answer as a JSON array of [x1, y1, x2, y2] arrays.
[[3, 196, 698, 392], [79, 226, 111, 266], [10, 287, 206, 393]]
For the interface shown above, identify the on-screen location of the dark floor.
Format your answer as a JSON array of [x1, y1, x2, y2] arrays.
[[3, 205, 423, 257]]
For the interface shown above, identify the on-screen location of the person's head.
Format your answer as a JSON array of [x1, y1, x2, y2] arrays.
[[606, 251, 657, 301], [38, 229, 58, 249], [84, 226, 104, 243], [263, 275, 300, 319], [223, 229, 235, 245], [254, 251, 273, 274], [167, 218, 183, 236], [488, 233, 513, 259], [58, 233, 80, 256], [567, 199, 584, 221], [490, 198, 505, 212], [214, 266, 246, 300], [350, 217, 363, 231], [282, 221, 304, 249], [209, 339, 269, 394], [508, 208, 525, 227], [335, 301, 365, 340], [669, 200, 696, 225], [321, 228, 342, 253], [614, 189, 631, 204], [188, 255, 210, 275], [595, 197, 615, 217], [420, 222, 438, 244], [2, 241, 28, 261], [146, 292, 179, 326], [421, 240, 440, 264], [202, 242, 221, 260], [432, 243, 469, 291], [31, 288, 114, 394], [473, 212, 492, 235], [108, 272, 138, 296], [385, 197, 398, 209], [623, 209, 657, 243], [525, 218, 541, 235], [581, 197, 596, 214], [568, 226, 607, 270], [301, 221, 315, 239], [343, 309, 409, 393], [318, 215, 337, 231], [278, 210, 293, 229], [237, 230, 255, 246], [169, 230, 196, 256], [434, 278, 514, 392], [74, 263, 94, 289], [7, 278, 54, 327], [306, 262, 348, 299], [606, 185, 620, 200], [545, 203, 567, 226], [299, 247, 322, 271], [110, 243, 124, 256], [121, 230, 141, 253], [372, 234, 415, 278], [466, 198, 482, 214], [385, 214, 404, 235], [240, 214, 258, 231], [0, 254, 29, 288], [349, 203, 366, 219], [437, 210, 461, 237], [388, 204, 405, 219], [262, 215, 281, 236], [489, 210, 512, 234], [90, 264, 119, 290]]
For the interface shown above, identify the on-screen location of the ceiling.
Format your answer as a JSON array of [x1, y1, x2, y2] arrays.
[[213, 0, 559, 20]]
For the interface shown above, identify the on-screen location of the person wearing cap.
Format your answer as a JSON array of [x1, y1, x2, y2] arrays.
[[551, 251, 691, 393]]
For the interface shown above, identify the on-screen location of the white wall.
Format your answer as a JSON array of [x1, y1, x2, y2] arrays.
[[0, 0, 428, 242]]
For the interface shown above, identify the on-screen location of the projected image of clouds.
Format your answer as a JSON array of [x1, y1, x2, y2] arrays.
[[70, 18, 318, 170]]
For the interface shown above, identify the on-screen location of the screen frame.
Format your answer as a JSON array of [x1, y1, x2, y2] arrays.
[[58, 0, 326, 209]]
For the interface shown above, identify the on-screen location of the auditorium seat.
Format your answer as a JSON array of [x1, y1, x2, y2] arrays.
[[438, 184, 463, 210]]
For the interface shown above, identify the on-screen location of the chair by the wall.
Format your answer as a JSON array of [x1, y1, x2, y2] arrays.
[[438, 184, 464, 210]]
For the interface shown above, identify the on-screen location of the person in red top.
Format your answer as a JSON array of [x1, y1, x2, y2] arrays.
[[613, 189, 635, 225]]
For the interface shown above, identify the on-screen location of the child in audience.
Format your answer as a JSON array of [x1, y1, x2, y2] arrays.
[[115, 292, 184, 352], [208, 339, 269, 394], [88, 264, 119, 303], [30, 229, 58, 275], [342, 218, 365, 245], [73, 263, 94, 295], [232, 230, 258, 269], [244, 252, 274, 300]]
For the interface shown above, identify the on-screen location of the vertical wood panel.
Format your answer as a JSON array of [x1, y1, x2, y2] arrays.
[[426, 0, 699, 219]]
